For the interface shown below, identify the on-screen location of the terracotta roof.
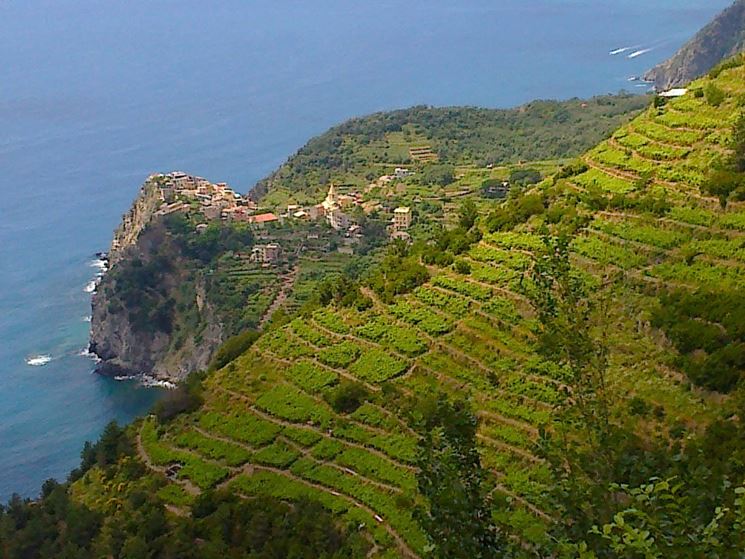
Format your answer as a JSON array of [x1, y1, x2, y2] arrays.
[[249, 212, 279, 223]]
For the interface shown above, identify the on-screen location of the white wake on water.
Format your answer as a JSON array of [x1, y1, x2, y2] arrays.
[[113, 374, 176, 389], [84, 280, 97, 293], [84, 256, 108, 293], [26, 355, 52, 367], [78, 347, 101, 362], [610, 47, 632, 55], [628, 48, 654, 59]]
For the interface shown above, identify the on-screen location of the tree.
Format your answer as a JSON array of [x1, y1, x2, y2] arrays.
[[529, 235, 610, 436], [209, 330, 260, 371], [703, 169, 744, 208], [458, 199, 478, 230], [705, 83, 726, 107], [583, 478, 745, 558], [509, 168, 542, 186], [327, 381, 370, 413], [528, 234, 622, 543], [421, 164, 456, 186], [415, 394, 503, 558]]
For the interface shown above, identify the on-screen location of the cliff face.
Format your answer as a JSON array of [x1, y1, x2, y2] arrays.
[[90, 180, 223, 382], [644, 0, 745, 89], [108, 177, 164, 267]]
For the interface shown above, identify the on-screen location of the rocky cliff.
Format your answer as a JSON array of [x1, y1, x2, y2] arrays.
[[644, 0, 745, 89], [90, 178, 223, 382]]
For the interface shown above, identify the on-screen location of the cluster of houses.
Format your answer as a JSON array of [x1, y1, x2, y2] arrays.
[[280, 184, 360, 231], [147, 172, 414, 266], [282, 183, 412, 239], [152, 171, 285, 227], [154, 171, 254, 219]]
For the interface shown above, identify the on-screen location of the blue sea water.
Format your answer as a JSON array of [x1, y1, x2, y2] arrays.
[[0, 0, 731, 502]]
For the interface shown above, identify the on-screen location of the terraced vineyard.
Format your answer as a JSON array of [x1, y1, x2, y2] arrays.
[[210, 255, 282, 330], [133, 63, 745, 557]]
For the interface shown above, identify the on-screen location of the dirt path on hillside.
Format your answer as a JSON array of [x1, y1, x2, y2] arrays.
[[259, 265, 299, 330]]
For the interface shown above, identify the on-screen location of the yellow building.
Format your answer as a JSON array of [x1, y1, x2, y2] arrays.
[[393, 207, 412, 230]]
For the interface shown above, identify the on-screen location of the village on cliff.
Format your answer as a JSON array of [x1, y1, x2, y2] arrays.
[[148, 170, 413, 264]]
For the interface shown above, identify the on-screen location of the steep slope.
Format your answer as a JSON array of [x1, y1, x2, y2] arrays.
[[644, 0, 745, 89], [90, 173, 364, 382], [125, 62, 745, 556], [90, 218, 225, 381]]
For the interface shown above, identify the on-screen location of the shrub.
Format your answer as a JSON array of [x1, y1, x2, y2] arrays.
[[421, 164, 456, 186], [628, 396, 651, 417], [454, 259, 471, 275], [152, 371, 206, 423], [704, 83, 726, 107], [509, 168, 542, 186], [327, 381, 371, 414], [554, 160, 588, 181], [653, 95, 667, 109], [209, 330, 260, 371]]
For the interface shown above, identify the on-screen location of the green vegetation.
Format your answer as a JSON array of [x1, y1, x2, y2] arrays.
[[209, 330, 260, 371], [0, 456, 370, 559], [253, 96, 649, 205], [652, 289, 745, 392], [366, 248, 430, 304], [11, 55, 745, 559], [415, 395, 503, 558]]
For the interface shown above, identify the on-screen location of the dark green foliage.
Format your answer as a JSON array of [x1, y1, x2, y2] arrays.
[[209, 330, 260, 371], [628, 396, 651, 417], [415, 395, 503, 558], [508, 168, 542, 186], [581, 184, 671, 217], [316, 275, 372, 311], [653, 95, 668, 109], [0, 485, 102, 559], [708, 53, 745, 80], [366, 247, 429, 304], [457, 199, 478, 230], [327, 381, 371, 414], [421, 164, 456, 187], [253, 96, 648, 199], [704, 169, 744, 208], [109, 252, 176, 334], [453, 259, 471, 275], [0, 487, 366, 559], [73, 421, 134, 481], [486, 190, 546, 232], [527, 243, 745, 554], [554, 160, 588, 181], [480, 178, 509, 199], [529, 235, 608, 432], [187, 493, 369, 558], [167, 216, 254, 265], [152, 373, 205, 423], [633, 170, 654, 191], [699, 112, 745, 205], [421, 226, 481, 267], [652, 288, 745, 392]]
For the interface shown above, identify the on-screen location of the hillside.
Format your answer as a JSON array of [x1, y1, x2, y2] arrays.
[[90, 177, 365, 382], [4, 61, 745, 557], [252, 96, 649, 206], [77, 62, 745, 556], [91, 96, 649, 383], [644, 0, 745, 89]]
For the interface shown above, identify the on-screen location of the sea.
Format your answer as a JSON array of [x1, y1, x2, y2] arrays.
[[0, 0, 731, 502]]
